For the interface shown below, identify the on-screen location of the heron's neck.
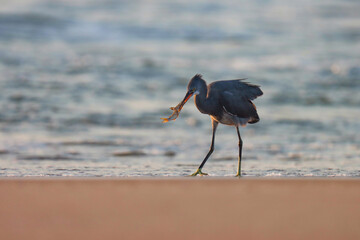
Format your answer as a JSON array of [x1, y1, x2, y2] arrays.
[[194, 81, 213, 114]]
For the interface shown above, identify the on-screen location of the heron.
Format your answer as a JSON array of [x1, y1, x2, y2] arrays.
[[162, 74, 263, 177]]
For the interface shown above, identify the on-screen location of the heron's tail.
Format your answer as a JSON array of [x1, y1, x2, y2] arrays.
[[248, 115, 259, 124], [248, 102, 259, 124]]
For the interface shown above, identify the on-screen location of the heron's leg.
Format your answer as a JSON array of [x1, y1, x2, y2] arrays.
[[190, 120, 218, 176], [235, 126, 243, 177]]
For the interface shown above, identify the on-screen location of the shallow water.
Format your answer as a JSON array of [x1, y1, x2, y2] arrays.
[[0, 0, 359, 177]]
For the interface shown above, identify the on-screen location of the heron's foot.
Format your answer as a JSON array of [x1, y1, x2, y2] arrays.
[[235, 172, 242, 177], [190, 169, 208, 176]]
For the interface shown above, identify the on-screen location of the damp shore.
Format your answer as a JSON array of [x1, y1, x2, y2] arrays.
[[1, 178, 359, 240]]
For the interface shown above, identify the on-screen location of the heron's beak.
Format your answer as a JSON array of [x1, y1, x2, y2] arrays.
[[177, 90, 194, 111]]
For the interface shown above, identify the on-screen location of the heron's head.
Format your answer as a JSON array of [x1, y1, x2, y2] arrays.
[[174, 74, 204, 111], [187, 74, 203, 96]]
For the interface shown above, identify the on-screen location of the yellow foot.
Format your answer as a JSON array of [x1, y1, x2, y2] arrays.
[[235, 173, 242, 177], [190, 169, 208, 176]]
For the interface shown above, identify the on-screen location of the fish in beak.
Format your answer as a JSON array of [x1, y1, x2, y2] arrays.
[[161, 90, 194, 123]]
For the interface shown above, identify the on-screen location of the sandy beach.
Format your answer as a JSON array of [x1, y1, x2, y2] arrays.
[[0, 178, 359, 240]]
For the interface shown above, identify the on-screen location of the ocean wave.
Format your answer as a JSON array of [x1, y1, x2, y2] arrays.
[[0, 12, 69, 40], [18, 154, 81, 161]]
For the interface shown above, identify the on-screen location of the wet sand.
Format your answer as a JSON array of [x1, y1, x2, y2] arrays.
[[0, 178, 359, 240]]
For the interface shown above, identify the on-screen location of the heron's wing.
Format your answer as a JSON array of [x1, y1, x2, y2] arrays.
[[209, 80, 262, 119], [209, 79, 263, 100], [219, 91, 258, 119]]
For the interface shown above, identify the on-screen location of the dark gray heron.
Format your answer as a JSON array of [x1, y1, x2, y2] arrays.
[[162, 74, 263, 177]]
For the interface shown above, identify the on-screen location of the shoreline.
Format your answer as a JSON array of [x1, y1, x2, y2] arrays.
[[1, 178, 359, 240]]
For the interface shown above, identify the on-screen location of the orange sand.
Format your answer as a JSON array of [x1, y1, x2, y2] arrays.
[[0, 178, 359, 240]]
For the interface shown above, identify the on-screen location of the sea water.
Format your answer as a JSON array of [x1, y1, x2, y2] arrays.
[[0, 0, 359, 177]]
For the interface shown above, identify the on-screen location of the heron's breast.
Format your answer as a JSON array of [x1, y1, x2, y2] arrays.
[[219, 113, 237, 126], [209, 111, 235, 126], [216, 107, 249, 126]]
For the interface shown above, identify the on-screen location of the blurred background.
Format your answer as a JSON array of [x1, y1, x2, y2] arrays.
[[0, 0, 359, 177]]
